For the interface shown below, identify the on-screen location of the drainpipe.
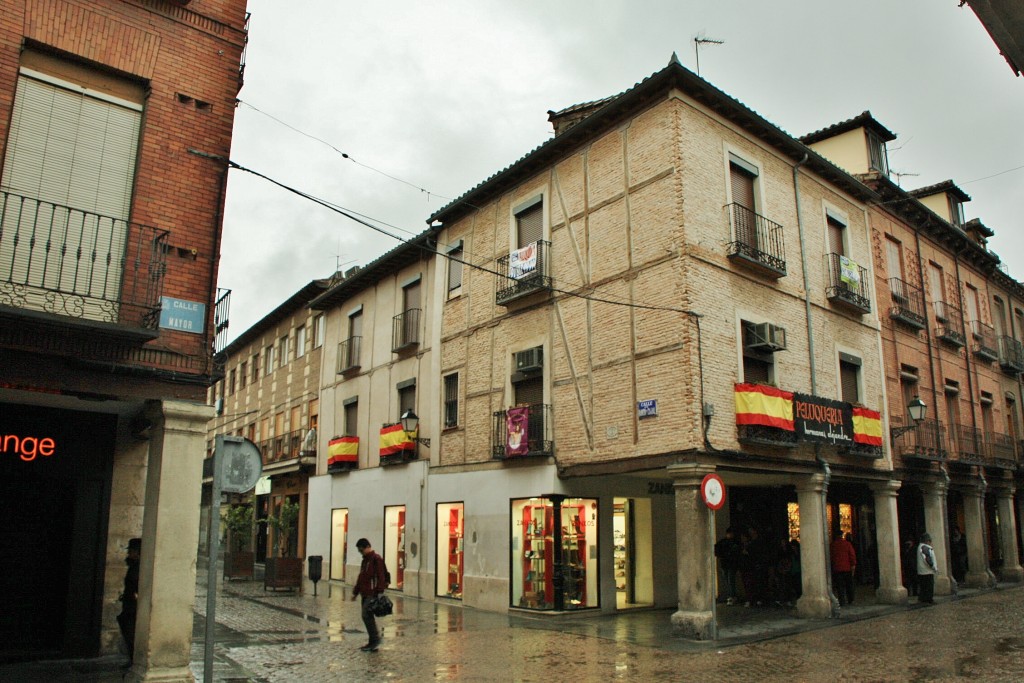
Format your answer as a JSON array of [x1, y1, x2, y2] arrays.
[[793, 154, 837, 616]]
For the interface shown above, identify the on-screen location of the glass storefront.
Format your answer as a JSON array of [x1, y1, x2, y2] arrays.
[[511, 496, 598, 611], [330, 508, 348, 581], [436, 502, 464, 598], [384, 505, 406, 590]]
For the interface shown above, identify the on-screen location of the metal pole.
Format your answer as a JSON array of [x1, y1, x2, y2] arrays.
[[709, 509, 718, 640], [204, 436, 223, 683]]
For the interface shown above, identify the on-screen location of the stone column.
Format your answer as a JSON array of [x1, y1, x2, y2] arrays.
[[795, 474, 832, 618], [127, 400, 214, 683], [667, 463, 716, 639], [995, 487, 1024, 583], [921, 479, 952, 595], [962, 482, 991, 588], [870, 480, 908, 604]]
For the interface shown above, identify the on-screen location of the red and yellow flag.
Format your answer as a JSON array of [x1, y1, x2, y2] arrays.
[[379, 423, 414, 457], [328, 436, 359, 466], [852, 407, 882, 446], [734, 383, 794, 431]]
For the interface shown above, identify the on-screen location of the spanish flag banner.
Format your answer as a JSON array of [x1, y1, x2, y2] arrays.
[[734, 383, 795, 431], [852, 407, 883, 446], [379, 423, 414, 457], [327, 436, 359, 466]]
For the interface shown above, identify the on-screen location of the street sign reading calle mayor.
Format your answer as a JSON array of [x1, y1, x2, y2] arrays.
[[159, 296, 206, 334], [215, 435, 262, 494]]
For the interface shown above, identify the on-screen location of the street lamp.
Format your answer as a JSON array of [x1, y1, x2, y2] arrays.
[[890, 396, 927, 442], [400, 409, 431, 447]]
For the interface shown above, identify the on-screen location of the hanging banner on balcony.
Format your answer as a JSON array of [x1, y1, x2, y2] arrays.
[[838, 256, 860, 287], [379, 424, 414, 457], [509, 242, 538, 279], [505, 406, 531, 457], [328, 435, 359, 471], [734, 383, 794, 431], [852, 407, 883, 446], [793, 393, 854, 446]]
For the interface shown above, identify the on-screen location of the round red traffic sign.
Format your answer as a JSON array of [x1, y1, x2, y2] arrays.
[[701, 473, 726, 510]]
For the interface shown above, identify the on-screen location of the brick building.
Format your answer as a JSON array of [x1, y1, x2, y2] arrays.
[[0, 0, 247, 677]]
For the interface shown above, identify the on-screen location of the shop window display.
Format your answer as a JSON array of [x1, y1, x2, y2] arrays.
[[511, 497, 598, 611], [384, 505, 406, 590], [436, 502, 464, 598]]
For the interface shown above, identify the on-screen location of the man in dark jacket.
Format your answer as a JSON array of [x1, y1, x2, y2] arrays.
[[351, 537, 388, 651], [714, 527, 742, 605], [117, 538, 141, 663]]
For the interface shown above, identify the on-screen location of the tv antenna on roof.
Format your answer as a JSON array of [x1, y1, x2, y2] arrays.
[[694, 34, 725, 76], [891, 170, 920, 188]]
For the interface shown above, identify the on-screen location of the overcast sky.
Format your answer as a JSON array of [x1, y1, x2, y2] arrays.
[[218, 0, 1024, 341]]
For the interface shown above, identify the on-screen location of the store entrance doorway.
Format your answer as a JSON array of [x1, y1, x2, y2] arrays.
[[614, 497, 653, 610]]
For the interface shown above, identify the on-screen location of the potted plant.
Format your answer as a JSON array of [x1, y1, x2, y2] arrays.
[[224, 503, 255, 580], [263, 499, 303, 591]]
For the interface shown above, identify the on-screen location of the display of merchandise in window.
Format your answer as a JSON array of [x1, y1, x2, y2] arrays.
[[384, 505, 406, 590], [437, 503, 464, 599], [511, 497, 598, 611]]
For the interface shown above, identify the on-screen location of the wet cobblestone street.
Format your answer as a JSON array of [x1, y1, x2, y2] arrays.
[[189, 579, 1024, 682]]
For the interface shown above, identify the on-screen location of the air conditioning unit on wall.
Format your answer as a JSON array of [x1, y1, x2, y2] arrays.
[[515, 347, 543, 373], [745, 322, 786, 352]]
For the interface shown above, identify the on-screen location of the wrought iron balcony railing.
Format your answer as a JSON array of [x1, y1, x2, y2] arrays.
[[258, 428, 311, 465], [392, 308, 421, 352], [736, 424, 799, 448], [337, 336, 362, 374], [496, 240, 552, 306], [888, 277, 926, 329], [725, 203, 786, 277], [988, 432, 1018, 470], [952, 422, 985, 463], [825, 253, 870, 314], [969, 320, 999, 362], [492, 403, 553, 459], [892, 417, 947, 461], [0, 190, 169, 332], [998, 335, 1024, 375], [934, 301, 966, 347]]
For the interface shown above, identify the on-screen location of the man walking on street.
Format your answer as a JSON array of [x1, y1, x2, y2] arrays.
[[917, 532, 937, 604], [351, 537, 388, 651], [830, 531, 857, 606]]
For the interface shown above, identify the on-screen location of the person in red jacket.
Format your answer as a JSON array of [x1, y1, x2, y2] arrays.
[[830, 531, 857, 606], [351, 537, 388, 651]]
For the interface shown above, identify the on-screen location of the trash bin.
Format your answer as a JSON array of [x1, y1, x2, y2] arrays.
[[308, 555, 323, 595]]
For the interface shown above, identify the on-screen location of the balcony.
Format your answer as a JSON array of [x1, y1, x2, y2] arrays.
[[888, 277, 926, 330], [893, 417, 947, 462], [952, 423, 985, 464], [492, 403, 553, 459], [736, 424, 798, 448], [725, 203, 786, 278], [392, 308, 421, 352], [0, 190, 169, 345], [258, 429, 316, 474], [496, 240, 551, 306], [988, 433, 1018, 470], [825, 253, 870, 314], [998, 335, 1024, 375], [969, 320, 999, 362], [337, 336, 362, 374], [933, 301, 966, 347]]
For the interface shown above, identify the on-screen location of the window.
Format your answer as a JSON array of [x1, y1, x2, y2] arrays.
[[398, 382, 416, 421], [729, 158, 759, 252], [885, 236, 903, 281], [839, 354, 861, 404], [1008, 394, 1021, 442], [981, 393, 995, 436], [252, 353, 260, 382], [239, 361, 248, 388], [515, 200, 543, 249], [383, 505, 407, 590], [948, 195, 965, 227], [279, 335, 290, 367], [0, 51, 144, 321], [295, 324, 306, 359], [314, 314, 325, 348], [929, 263, 945, 309], [436, 502, 465, 599], [396, 279, 421, 349], [867, 130, 889, 175], [443, 374, 459, 428], [965, 284, 981, 328], [228, 369, 236, 396], [900, 365, 919, 419], [740, 320, 776, 385], [264, 344, 275, 375], [826, 212, 847, 257], [447, 242, 464, 295], [993, 296, 1008, 336], [344, 399, 358, 436]]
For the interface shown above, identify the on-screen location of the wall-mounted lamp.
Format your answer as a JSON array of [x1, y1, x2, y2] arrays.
[[400, 409, 431, 448], [890, 396, 927, 442]]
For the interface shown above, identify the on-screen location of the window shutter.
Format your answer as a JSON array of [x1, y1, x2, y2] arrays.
[[840, 361, 859, 403], [729, 163, 756, 211], [827, 216, 846, 256], [447, 247, 463, 291], [514, 376, 544, 406], [516, 203, 543, 247]]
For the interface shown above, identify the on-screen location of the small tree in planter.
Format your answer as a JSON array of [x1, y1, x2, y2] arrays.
[[264, 500, 302, 590], [224, 503, 255, 580]]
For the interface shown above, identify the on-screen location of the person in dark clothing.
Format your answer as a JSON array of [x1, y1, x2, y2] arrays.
[[901, 538, 918, 597], [830, 531, 857, 606], [950, 528, 968, 584], [744, 527, 769, 606], [351, 537, 388, 651], [117, 538, 141, 663], [714, 527, 742, 605]]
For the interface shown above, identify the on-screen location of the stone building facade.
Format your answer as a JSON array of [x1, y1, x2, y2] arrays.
[[0, 0, 248, 678]]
